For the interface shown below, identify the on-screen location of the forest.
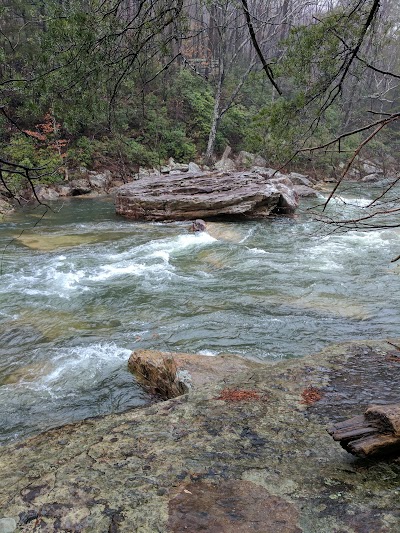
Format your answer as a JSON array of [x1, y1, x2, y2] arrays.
[[0, 0, 399, 197]]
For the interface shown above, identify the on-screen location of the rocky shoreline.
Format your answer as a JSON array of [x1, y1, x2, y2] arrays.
[[1, 149, 396, 219], [0, 340, 399, 532]]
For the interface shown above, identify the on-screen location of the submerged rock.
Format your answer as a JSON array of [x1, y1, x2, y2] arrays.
[[115, 169, 299, 221], [15, 232, 100, 251]]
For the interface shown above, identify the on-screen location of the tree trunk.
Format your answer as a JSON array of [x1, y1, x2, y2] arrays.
[[205, 66, 223, 165]]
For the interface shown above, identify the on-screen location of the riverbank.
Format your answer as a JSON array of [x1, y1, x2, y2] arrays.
[[0, 340, 399, 532]]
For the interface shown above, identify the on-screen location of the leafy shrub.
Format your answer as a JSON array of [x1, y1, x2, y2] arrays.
[[3, 134, 63, 192]]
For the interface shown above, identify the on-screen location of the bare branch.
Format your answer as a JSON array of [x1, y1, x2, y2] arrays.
[[240, 0, 282, 95]]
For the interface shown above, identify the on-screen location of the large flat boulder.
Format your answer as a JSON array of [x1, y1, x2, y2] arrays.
[[0, 341, 399, 532], [115, 170, 298, 220]]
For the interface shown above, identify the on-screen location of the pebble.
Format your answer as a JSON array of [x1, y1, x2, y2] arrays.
[[0, 518, 17, 533]]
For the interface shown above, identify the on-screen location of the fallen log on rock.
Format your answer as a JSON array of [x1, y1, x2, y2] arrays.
[[327, 404, 400, 458]]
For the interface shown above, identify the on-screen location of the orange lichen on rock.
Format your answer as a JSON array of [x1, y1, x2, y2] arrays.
[[301, 386, 323, 405], [216, 388, 266, 402]]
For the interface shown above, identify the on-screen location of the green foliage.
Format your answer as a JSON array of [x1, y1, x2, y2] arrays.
[[66, 137, 101, 168], [167, 70, 214, 151], [100, 137, 159, 168], [1, 134, 63, 192], [218, 105, 250, 153], [67, 136, 159, 169], [4, 135, 63, 175], [1, 0, 398, 181], [159, 128, 197, 161]]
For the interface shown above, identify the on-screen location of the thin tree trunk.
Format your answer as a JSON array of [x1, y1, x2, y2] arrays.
[[205, 66, 224, 164]]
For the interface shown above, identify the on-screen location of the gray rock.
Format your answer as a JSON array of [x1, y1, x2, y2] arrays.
[[254, 155, 268, 167], [68, 179, 92, 196], [288, 172, 315, 186], [362, 161, 382, 175], [138, 167, 158, 178], [0, 341, 399, 532], [237, 151, 267, 168], [115, 170, 298, 220], [293, 184, 318, 197], [214, 157, 236, 172], [160, 166, 171, 174], [188, 162, 202, 173], [361, 173, 384, 183], [173, 163, 189, 172], [55, 184, 73, 196], [0, 518, 16, 533], [34, 186, 60, 201], [88, 171, 111, 189], [215, 146, 237, 172], [251, 166, 279, 178]]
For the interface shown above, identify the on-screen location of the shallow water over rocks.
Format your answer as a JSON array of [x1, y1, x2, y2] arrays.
[[0, 186, 400, 443]]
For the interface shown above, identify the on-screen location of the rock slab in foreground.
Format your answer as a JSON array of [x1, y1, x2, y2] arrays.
[[0, 342, 399, 532], [115, 169, 298, 220]]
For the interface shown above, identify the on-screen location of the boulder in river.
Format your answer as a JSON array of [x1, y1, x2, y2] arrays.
[[128, 349, 259, 399], [115, 169, 298, 220]]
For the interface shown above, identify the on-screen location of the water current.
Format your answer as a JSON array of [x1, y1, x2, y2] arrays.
[[1, 185, 399, 443]]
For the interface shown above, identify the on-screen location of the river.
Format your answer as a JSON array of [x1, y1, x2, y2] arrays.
[[0, 185, 399, 443]]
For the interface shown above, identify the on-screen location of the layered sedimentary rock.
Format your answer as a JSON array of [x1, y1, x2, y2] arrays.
[[0, 341, 399, 532], [115, 169, 298, 220]]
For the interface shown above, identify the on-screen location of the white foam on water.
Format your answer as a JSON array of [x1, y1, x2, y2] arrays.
[[303, 228, 395, 271], [88, 232, 218, 282], [51, 267, 87, 290], [150, 250, 170, 262], [107, 232, 217, 262], [29, 343, 131, 394], [156, 232, 217, 252], [88, 261, 174, 282], [313, 230, 389, 256], [239, 227, 256, 243], [246, 247, 269, 255], [3, 231, 218, 298], [198, 349, 218, 356], [317, 194, 371, 208]]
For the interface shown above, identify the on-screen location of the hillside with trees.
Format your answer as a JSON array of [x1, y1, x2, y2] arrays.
[[1, 0, 399, 199]]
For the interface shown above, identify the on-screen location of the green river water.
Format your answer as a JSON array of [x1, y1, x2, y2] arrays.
[[0, 186, 399, 443]]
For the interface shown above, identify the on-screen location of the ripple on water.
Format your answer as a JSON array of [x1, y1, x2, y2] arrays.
[[1, 192, 400, 443]]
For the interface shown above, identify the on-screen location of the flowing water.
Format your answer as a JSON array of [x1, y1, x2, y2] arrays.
[[1, 186, 399, 443]]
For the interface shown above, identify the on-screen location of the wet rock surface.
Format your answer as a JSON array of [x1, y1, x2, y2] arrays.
[[0, 341, 399, 532], [128, 349, 261, 399], [115, 169, 299, 221]]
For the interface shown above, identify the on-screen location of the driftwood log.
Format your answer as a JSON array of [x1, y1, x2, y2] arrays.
[[328, 404, 400, 458]]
